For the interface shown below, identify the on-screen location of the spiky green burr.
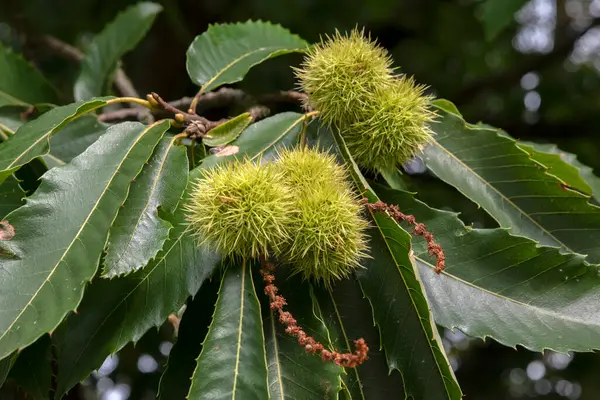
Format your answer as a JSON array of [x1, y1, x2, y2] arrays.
[[277, 148, 369, 286], [296, 28, 436, 171], [295, 29, 395, 128], [344, 76, 435, 171], [185, 159, 294, 259]]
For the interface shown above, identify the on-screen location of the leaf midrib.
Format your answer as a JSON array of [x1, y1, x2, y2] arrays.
[[199, 46, 295, 94], [0, 122, 154, 344], [68, 111, 306, 385], [1, 121, 66, 165], [269, 311, 285, 400], [231, 261, 246, 399], [327, 290, 365, 400]]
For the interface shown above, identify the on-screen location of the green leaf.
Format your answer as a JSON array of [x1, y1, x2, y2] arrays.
[[333, 130, 461, 400], [54, 169, 220, 397], [313, 280, 405, 399], [431, 99, 462, 117], [188, 261, 268, 399], [479, 0, 526, 41], [0, 352, 18, 388], [158, 279, 219, 400], [103, 136, 188, 277], [0, 45, 57, 107], [0, 120, 168, 360], [201, 112, 307, 170], [54, 110, 304, 396], [0, 106, 105, 167], [74, 2, 162, 100], [186, 20, 307, 94], [519, 141, 600, 201], [0, 175, 24, 218], [6, 335, 51, 400], [425, 106, 600, 263], [49, 116, 108, 163], [0, 97, 113, 185], [262, 272, 342, 400], [375, 183, 600, 352], [203, 112, 253, 147]]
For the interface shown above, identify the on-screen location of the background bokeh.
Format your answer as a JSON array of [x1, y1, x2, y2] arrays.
[[1, 0, 600, 398]]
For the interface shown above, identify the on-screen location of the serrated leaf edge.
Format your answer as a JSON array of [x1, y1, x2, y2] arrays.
[[0, 120, 168, 358], [429, 105, 600, 260], [187, 261, 269, 399], [102, 136, 187, 278], [56, 223, 198, 397], [374, 179, 600, 353], [187, 19, 308, 93]]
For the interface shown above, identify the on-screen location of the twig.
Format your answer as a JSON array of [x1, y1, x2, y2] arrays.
[[39, 35, 84, 62], [167, 96, 195, 110], [188, 89, 204, 114], [150, 92, 223, 139], [168, 314, 181, 336], [259, 257, 369, 368], [113, 68, 141, 99], [99, 91, 262, 126], [188, 87, 309, 115], [176, 88, 307, 113], [188, 87, 249, 114], [197, 87, 250, 110], [151, 92, 190, 116], [247, 105, 270, 121], [259, 90, 309, 106], [363, 200, 445, 273], [140, 89, 245, 114], [99, 96, 271, 124], [37, 35, 152, 121]]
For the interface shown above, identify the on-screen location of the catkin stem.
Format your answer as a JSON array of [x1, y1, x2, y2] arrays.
[[259, 257, 369, 368], [363, 199, 446, 273]]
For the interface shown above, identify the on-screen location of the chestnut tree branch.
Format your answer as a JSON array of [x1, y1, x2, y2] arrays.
[[37, 35, 152, 121]]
